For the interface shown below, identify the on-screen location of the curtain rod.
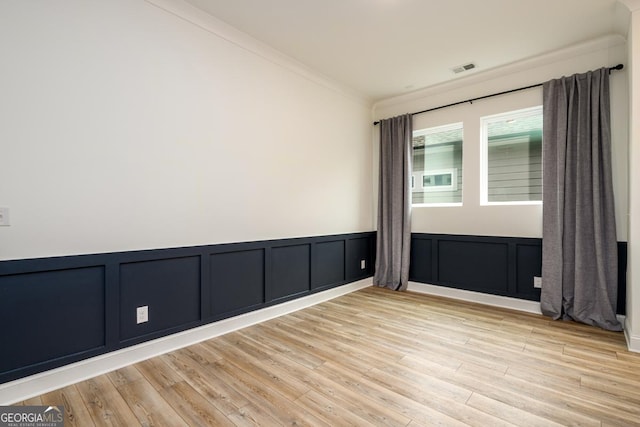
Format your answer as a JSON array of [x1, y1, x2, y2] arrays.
[[373, 64, 624, 125]]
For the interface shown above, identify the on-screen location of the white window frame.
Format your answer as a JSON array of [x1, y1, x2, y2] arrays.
[[480, 106, 543, 206]]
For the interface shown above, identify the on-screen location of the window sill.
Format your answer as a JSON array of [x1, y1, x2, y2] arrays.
[[412, 203, 463, 208], [481, 201, 542, 206]]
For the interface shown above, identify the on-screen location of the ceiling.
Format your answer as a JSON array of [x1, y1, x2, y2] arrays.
[[184, 0, 627, 102]]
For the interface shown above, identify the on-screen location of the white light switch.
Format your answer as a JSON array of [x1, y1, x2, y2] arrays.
[[0, 207, 10, 226], [360, 259, 366, 269], [137, 306, 149, 324]]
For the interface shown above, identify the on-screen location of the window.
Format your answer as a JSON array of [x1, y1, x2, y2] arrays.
[[422, 169, 457, 192], [412, 123, 463, 205], [481, 107, 542, 204]]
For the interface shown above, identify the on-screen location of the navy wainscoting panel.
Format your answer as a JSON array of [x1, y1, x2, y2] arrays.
[[119, 256, 201, 343], [617, 242, 627, 316], [0, 267, 105, 379], [210, 249, 264, 317], [411, 234, 542, 300], [515, 244, 542, 300], [410, 234, 626, 313], [0, 231, 375, 384], [312, 240, 345, 290], [271, 244, 310, 301], [409, 237, 433, 283], [346, 236, 374, 280], [438, 239, 509, 293]]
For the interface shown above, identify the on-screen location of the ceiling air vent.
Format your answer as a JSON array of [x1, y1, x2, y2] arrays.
[[452, 63, 476, 74]]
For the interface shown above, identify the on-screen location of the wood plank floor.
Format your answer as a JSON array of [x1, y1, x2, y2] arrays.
[[18, 286, 640, 426]]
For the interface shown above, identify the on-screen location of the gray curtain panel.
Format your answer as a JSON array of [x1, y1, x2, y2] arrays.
[[541, 68, 621, 331], [374, 114, 412, 291]]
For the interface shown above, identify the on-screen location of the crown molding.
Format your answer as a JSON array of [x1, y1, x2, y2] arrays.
[[373, 34, 626, 113], [144, 0, 372, 106], [620, 0, 640, 12]]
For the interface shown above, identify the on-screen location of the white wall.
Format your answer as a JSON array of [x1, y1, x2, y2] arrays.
[[625, 1, 640, 350], [373, 36, 628, 240], [0, 0, 374, 261]]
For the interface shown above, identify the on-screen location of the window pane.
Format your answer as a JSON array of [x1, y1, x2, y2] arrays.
[[483, 107, 542, 203], [412, 123, 463, 205]]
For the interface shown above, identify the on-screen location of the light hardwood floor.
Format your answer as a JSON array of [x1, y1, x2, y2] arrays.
[[18, 286, 640, 426]]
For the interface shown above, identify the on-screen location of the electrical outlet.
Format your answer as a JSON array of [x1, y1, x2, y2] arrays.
[[533, 276, 542, 289], [0, 207, 10, 226], [136, 306, 149, 324], [360, 259, 366, 269]]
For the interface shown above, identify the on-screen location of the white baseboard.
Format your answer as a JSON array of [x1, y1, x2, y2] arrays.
[[407, 281, 543, 314], [408, 282, 630, 341], [625, 317, 640, 353], [4, 278, 633, 404], [0, 279, 372, 405]]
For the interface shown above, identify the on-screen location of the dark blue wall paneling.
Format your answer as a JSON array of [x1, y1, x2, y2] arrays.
[[271, 244, 310, 301], [1, 231, 625, 385], [210, 249, 265, 318], [409, 233, 627, 315], [0, 232, 375, 384], [119, 256, 201, 343], [515, 244, 543, 299], [312, 241, 345, 290], [0, 267, 105, 375], [345, 236, 374, 280], [438, 239, 509, 293], [409, 237, 432, 282]]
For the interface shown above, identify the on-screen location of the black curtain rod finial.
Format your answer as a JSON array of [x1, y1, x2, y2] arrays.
[[609, 63, 624, 72]]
